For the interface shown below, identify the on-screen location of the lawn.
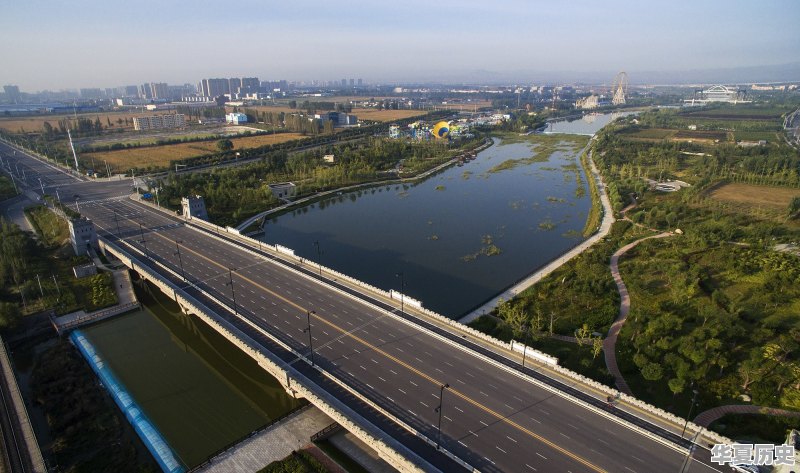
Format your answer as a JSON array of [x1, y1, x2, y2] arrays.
[[619, 128, 676, 141], [672, 129, 729, 142], [84, 132, 305, 169], [707, 182, 800, 210]]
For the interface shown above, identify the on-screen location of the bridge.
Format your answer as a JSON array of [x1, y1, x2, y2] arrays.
[[0, 138, 730, 473]]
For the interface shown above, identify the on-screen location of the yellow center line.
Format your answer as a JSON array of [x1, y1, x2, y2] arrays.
[[136, 217, 607, 472]]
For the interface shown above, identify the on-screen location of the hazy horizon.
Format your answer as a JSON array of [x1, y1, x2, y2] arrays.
[[2, 0, 798, 91]]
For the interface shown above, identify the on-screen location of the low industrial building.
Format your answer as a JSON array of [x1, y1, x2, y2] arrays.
[[268, 182, 297, 200], [226, 112, 248, 124]]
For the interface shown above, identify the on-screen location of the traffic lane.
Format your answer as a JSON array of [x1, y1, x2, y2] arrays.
[[0, 146, 77, 186], [84, 200, 720, 472], [130, 226, 681, 473], [95, 205, 720, 472], [100, 215, 604, 472]]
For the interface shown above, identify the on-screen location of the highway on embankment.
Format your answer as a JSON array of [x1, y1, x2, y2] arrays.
[[0, 140, 725, 473]]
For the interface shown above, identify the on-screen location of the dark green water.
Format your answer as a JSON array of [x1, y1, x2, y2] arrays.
[[81, 282, 302, 468], [261, 133, 591, 317]]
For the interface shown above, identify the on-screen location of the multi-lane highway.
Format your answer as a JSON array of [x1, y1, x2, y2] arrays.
[[0, 141, 725, 473]]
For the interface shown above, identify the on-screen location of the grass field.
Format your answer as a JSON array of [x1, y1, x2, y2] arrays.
[[733, 130, 782, 142], [680, 106, 789, 120], [672, 129, 729, 142], [708, 182, 800, 210], [619, 128, 676, 141], [85, 132, 304, 169]]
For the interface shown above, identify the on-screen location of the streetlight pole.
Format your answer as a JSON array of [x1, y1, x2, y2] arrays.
[[313, 240, 322, 276], [304, 310, 316, 366], [138, 222, 148, 255], [681, 388, 700, 438], [174, 240, 185, 281], [521, 324, 530, 370], [395, 271, 405, 314], [113, 210, 121, 236], [434, 383, 450, 450], [226, 268, 238, 316]]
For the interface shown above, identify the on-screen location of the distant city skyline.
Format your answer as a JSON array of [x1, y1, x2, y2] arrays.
[[1, 0, 798, 90]]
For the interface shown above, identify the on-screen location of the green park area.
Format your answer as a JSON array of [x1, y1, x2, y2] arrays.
[[470, 104, 800, 441]]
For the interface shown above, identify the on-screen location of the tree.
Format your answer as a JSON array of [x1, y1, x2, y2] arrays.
[[788, 196, 800, 219], [641, 362, 664, 381], [0, 302, 20, 329], [217, 139, 234, 152]]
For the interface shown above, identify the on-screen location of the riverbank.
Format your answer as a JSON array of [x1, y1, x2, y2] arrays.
[[458, 141, 614, 323], [235, 137, 493, 231]]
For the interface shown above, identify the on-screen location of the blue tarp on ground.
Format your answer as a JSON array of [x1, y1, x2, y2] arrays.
[[71, 330, 185, 473]]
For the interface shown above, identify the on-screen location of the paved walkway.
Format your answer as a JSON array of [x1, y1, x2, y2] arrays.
[[693, 404, 800, 427], [197, 406, 335, 473], [460, 145, 614, 323], [604, 232, 674, 395], [328, 431, 396, 473]]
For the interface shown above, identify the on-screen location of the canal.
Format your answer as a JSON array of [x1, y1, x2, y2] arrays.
[[80, 280, 303, 469]]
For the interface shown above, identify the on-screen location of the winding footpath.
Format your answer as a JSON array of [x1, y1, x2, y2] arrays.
[[693, 404, 800, 427], [604, 231, 674, 395]]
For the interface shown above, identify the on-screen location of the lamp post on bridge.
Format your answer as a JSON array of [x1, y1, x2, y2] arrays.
[[304, 310, 316, 366], [313, 240, 322, 276], [395, 271, 405, 314], [174, 240, 186, 282], [138, 222, 148, 256], [681, 388, 700, 438], [434, 383, 449, 450], [226, 268, 238, 316], [113, 210, 121, 237]]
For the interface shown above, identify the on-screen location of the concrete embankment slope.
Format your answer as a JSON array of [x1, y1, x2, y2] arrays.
[[459, 143, 613, 324]]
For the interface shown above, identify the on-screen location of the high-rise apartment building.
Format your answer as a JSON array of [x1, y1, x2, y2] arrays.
[[200, 78, 229, 98], [149, 82, 169, 100], [3, 85, 20, 102]]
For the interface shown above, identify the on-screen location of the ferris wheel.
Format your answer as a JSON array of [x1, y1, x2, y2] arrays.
[[611, 71, 628, 106]]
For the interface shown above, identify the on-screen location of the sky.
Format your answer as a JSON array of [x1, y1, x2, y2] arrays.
[[1, 0, 798, 91]]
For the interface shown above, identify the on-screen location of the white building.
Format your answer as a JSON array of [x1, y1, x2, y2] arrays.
[[226, 112, 248, 125], [133, 114, 186, 131]]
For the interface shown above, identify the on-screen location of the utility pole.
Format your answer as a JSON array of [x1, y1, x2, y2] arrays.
[[67, 129, 80, 172], [105, 160, 111, 179]]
